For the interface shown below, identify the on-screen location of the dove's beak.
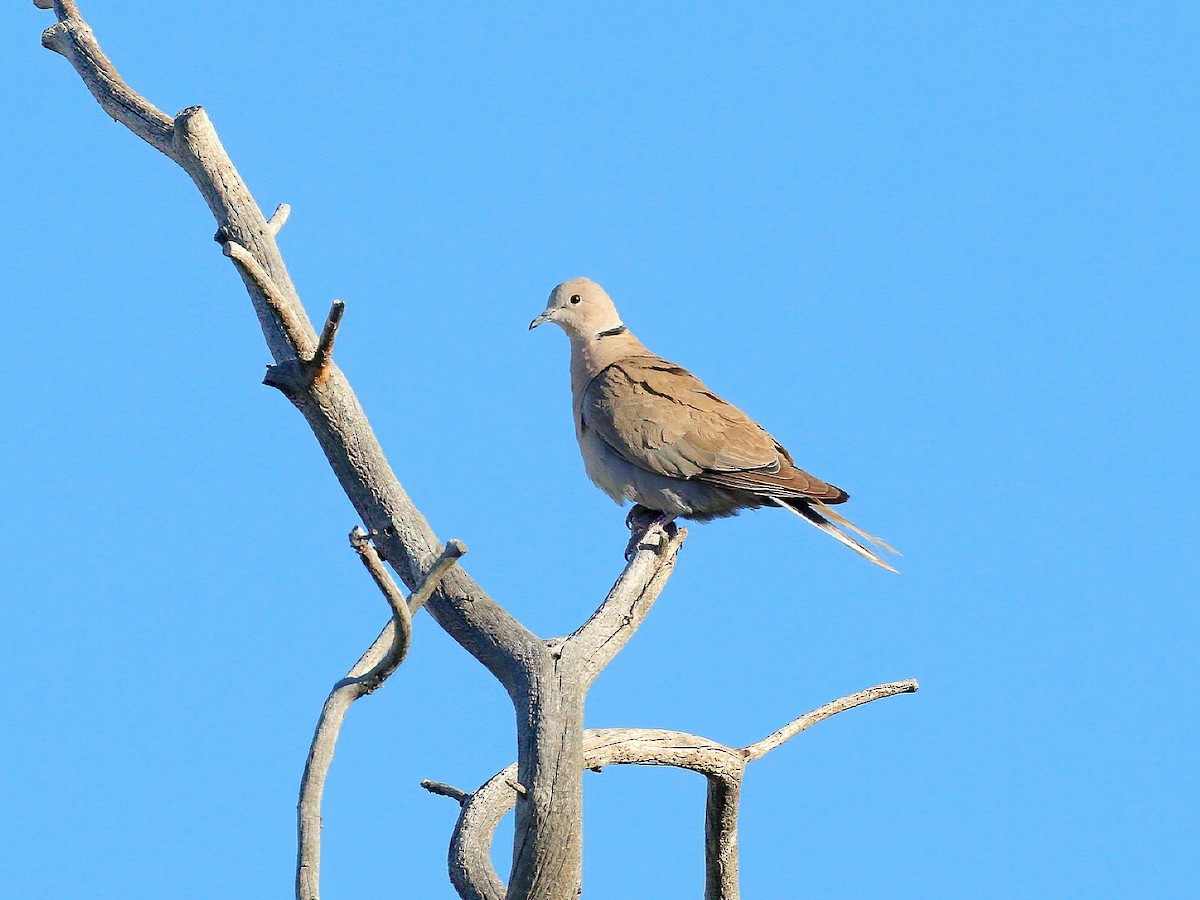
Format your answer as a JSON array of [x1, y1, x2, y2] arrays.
[[528, 311, 553, 330]]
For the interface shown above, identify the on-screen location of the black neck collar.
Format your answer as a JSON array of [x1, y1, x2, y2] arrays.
[[596, 324, 628, 339]]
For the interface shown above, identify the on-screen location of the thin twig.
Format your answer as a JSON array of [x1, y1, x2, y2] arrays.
[[410, 540, 468, 613], [743, 679, 919, 762], [297, 534, 466, 900]]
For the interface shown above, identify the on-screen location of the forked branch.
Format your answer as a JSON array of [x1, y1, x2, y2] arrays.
[[35, 6, 916, 900], [445, 680, 919, 900], [36, 8, 685, 897]]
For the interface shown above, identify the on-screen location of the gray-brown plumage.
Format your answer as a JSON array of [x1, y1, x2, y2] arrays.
[[529, 277, 897, 571]]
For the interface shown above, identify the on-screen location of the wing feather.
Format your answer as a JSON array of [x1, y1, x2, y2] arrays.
[[582, 356, 845, 502]]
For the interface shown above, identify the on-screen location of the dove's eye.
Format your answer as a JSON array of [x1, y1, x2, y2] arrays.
[[570, 294, 582, 304]]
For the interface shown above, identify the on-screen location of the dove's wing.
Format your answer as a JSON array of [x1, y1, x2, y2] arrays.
[[581, 355, 846, 502]]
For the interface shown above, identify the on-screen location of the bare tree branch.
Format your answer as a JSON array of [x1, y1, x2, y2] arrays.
[[39, 0, 175, 156], [35, 8, 663, 894], [35, 7, 916, 900], [743, 678, 919, 762], [422, 780, 471, 807], [704, 774, 741, 900], [451, 679, 919, 900], [36, 0, 540, 691], [221, 239, 315, 357], [564, 524, 686, 685], [297, 535, 466, 900], [450, 729, 746, 898]]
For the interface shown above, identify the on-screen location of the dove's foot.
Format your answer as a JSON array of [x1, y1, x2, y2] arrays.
[[624, 505, 678, 561], [624, 504, 657, 533]]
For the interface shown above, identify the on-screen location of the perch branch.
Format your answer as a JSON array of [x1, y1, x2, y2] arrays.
[[501, 525, 687, 899], [564, 524, 686, 685], [297, 535, 466, 900]]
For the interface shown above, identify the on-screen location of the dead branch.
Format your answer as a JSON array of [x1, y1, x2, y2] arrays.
[[422, 780, 471, 807], [267, 202, 292, 235], [743, 679, 919, 762], [36, 7, 686, 897], [564, 524, 686, 686], [313, 300, 346, 374], [34, 6, 916, 899], [297, 535, 465, 900], [447, 680, 919, 900], [35, 0, 542, 695]]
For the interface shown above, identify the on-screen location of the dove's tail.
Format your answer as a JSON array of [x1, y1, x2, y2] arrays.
[[773, 498, 900, 573]]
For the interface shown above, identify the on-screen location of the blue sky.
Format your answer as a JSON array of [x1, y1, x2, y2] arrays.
[[2, 3, 1196, 897]]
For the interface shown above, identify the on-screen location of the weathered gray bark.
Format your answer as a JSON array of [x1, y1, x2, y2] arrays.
[[33, 4, 918, 898], [298, 535, 466, 900], [34, 8, 682, 898], [437, 681, 918, 899]]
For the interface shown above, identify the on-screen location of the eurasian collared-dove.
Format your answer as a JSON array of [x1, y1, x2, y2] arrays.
[[529, 277, 898, 571]]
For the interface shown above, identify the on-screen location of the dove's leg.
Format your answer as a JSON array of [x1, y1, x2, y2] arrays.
[[624, 505, 677, 561]]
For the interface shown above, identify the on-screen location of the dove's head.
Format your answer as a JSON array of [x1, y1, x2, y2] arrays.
[[529, 277, 624, 340]]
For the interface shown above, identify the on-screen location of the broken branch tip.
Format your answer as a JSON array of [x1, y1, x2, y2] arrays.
[[421, 779, 469, 806]]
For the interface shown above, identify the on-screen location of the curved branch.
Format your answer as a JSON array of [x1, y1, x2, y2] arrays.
[[743, 678, 919, 762], [297, 535, 466, 900], [450, 679, 919, 900], [448, 728, 746, 899]]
